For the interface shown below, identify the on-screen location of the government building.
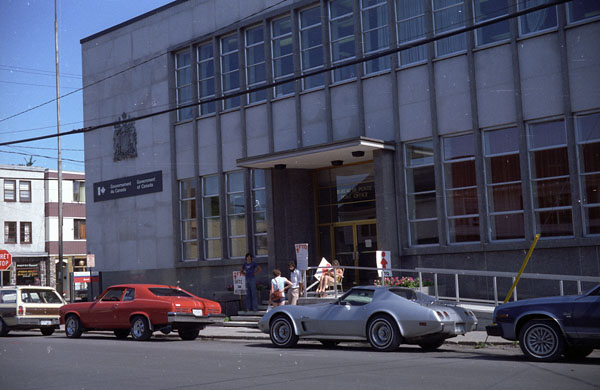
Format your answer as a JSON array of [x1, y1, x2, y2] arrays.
[[81, 0, 600, 301]]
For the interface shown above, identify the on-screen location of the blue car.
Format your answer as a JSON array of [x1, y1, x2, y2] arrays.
[[486, 284, 600, 362]]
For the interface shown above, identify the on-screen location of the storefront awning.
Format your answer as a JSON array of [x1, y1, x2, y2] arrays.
[[236, 137, 395, 169]]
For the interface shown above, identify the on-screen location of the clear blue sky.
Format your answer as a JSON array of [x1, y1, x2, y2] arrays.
[[0, 0, 173, 172]]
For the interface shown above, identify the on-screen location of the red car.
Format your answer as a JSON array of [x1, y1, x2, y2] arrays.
[[59, 284, 224, 341]]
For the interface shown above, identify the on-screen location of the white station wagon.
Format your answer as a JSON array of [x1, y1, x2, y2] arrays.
[[0, 286, 65, 336]]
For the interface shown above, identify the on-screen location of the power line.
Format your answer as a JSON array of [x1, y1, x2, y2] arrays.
[[0, 0, 569, 147], [0, 148, 84, 163], [0, 64, 82, 78], [0, 80, 80, 90], [9, 145, 84, 152]]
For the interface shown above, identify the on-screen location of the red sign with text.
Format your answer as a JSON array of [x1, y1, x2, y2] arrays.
[[0, 250, 12, 271]]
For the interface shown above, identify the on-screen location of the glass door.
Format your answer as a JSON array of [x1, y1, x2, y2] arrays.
[[332, 222, 377, 288]]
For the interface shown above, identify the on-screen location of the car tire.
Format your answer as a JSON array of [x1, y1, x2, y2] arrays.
[[114, 329, 130, 339], [319, 340, 340, 348], [130, 316, 152, 341], [179, 328, 200, 341], [65, 315, 83, 338], [367, 314, 401, 352], [563, 345, 594, 361], [0, 318, 9, 337], [269, 315, 298, 348], [518, 320, 564, 362], [418, 338, 445, 351], [40, 327, 55, 336]]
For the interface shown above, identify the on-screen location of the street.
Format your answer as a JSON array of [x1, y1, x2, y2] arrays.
[[1, 331, 599, 390]]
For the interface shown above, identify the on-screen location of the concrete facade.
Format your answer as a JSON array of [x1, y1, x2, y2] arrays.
[[81, 0, 600, 303]]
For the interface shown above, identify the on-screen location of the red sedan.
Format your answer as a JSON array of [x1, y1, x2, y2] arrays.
[[59, 284, 223, 341]]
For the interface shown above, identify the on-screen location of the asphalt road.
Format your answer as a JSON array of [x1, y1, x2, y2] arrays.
[[1, 331, 599, 390]]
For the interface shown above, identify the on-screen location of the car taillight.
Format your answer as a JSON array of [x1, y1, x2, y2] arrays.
[[172, 306, 192, 313], [18, 305, 24, 315]]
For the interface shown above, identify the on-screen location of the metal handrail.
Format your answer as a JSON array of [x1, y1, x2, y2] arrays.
[[300, 265, 600, 305]]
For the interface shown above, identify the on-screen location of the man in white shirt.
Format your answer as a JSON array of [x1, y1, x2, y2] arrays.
[[287, 261, 303, 305]]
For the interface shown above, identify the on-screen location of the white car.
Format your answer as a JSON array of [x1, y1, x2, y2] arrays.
[[0, 286, 65, 336]]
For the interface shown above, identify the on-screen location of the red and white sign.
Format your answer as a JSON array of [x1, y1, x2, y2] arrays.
[[295, 243, 309, 271], [0, 249, 12, 271], [376, 250, 392, 277], [73, 271, 99, 283]]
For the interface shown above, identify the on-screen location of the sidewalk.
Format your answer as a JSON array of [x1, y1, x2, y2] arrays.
[[198, 325, 512, 346]]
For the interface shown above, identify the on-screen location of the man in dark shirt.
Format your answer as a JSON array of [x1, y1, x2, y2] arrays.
[[241, 253, 261, 311]]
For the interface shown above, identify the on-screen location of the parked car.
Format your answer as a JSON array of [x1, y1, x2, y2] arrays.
[[258, 286, 477, 351], [59, 284, 224, 341], [0, 286, 65, 336], [486, 284, 600, 362]]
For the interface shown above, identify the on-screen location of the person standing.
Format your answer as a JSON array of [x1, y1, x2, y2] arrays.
[[241, 253, 261, 311], [269, 269, 292, 308], [287, 261, 303, 305]]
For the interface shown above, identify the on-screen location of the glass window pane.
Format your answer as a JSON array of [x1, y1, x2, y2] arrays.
[[484, 126, 519, 155], [331, 0, 353, 18], [529, 120, 566, 149], [474, 0, 510, 46], [444, 133, 474, 160], [206, 239, 222, 259], [535, 209, 573, 237], [407, 166, 435, 193], [183, 241, 198, 261], [272, 16, 292, 36], [204, 218, 221, 238], [444, 160, 477, 188], [533, 148, 569, 178], [448, 217, 480, 242], [535, 177, 572, 208], [410, 220, 439, 245], [406, 140, 434, 166], [203, 197, 220, 217], [488, 183, 523, 212], [446, 188, 479, 216], [255, 235, 268, 256], [584, 207, 600, 235], [568, 0, 600, 23], [204, 175, 219, 195], [519, 1, 557, 35], [491, 213, 524, 240], [408, 192, 437, 219], [488, 154, 521, 183]]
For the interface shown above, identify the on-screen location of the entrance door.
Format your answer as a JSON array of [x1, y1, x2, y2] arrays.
[[332, 222, 377, 288]]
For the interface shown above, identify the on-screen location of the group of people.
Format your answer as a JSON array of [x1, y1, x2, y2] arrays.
[[240, 253, 303, 310], [241, 254, 343, 310]]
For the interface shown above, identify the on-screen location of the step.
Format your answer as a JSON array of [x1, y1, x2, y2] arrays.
[[230, 315, 262, 322], [237, 310, 267, 316], [223, 321, 259, 328]]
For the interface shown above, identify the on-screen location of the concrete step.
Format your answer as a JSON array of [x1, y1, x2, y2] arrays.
[[223, 321, 259, 328], [237, 310, 267, 316], [230, 315, 262, 322]]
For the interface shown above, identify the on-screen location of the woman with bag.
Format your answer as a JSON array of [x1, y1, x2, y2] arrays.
[[269, 269, 292, 308]]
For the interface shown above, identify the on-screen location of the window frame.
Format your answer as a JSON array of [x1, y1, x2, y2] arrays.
[[4, 221, 17, 244], [220, 34, 241, 110], [175, 50, 194, 121], [202, 175, 222, 260], [226, 171, 247, 258], [73, 180, 85, 203], [73, 219, 86, 240], [566, 0, 600, 24], [19, 180, 31, 203], [4, 180, 16, 202], [395, 0, 427, 67], [197, 42, 217, 116], [328, 0, 357, 83], [20, 221, 32, 244], [245, 25, 267, 104], [433, 0, 467, 58], [271, 15, 295, 97], [575, 111, 600, 236], [251, 169, 268, 257], [299, 5, 325, 91], [472, 0, 510, 47], [360, 0, 390, 75], [179, 179, 198, 262], [518, 0, 558, 37]]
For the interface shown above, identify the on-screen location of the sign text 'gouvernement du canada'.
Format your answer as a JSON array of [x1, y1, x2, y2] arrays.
[[93, 171, 162, 202]]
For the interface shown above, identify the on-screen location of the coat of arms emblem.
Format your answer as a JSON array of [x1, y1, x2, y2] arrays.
[[113, 113, 137, 161]]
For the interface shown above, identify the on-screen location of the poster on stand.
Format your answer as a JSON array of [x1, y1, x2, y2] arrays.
[[295, 243, 309, 271]]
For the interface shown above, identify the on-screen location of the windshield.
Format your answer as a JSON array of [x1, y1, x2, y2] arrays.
[[149, 288, 192, 297]]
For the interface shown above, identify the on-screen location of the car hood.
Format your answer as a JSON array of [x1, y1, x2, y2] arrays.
[[496, 294, 580, 310]]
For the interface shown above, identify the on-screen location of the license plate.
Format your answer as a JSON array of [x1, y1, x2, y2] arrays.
[[192, 309, 203, 317], [40, 320, 52, 326]]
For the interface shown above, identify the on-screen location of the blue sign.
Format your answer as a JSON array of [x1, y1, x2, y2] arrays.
[[93, 171, 162, 202]]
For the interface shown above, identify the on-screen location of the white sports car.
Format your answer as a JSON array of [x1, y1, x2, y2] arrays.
[[258, 286, 477, 351]]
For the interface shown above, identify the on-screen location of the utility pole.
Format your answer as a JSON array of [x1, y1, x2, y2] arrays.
[[54, 0, 64, 297]]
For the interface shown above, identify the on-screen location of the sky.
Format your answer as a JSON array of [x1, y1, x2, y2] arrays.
[[0, 0, 174, 172]]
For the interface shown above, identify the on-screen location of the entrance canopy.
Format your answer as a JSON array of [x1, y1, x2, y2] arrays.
[[236, 137, 395, 169]]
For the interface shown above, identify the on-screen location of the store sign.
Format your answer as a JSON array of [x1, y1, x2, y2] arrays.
[[0, 250, 12, 270], [336, 183, 375, 203], [93, 171, 162, 202]]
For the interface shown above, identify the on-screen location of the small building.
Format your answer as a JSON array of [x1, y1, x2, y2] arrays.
[[81, 0, 600, 301]]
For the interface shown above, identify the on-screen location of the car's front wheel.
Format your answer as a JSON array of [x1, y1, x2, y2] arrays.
[[65, 315, 83, 338], [367, 314, 401, 352], [130, 316, 152, 341], [179, 327, 200, 341], [40, 327, 55, 336], [519, 320, 564, 362], [0, 318, 10, 337], [270, 315, 298, 348]]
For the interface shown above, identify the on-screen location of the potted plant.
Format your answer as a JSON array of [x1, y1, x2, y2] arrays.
[[373, 276, 435, 295]]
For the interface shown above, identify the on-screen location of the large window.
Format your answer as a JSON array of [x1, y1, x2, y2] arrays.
[[483, 127, 524, 240], [272, 16, 294, 97], [227, 171, 246, 258], [434, 0, 466, 57], [203, 175, 221, 259], [245, 26, 267, 103], [221, 34, 241, 110], [567, 0, 600, 24], [473, 0, 510, 46], [405, 140, 439, 245], [180, 179, 198, 261], [197, 43, 216, 115], [519, 0, 557, 36], [443, 133, 480, 243], [175, 50, 193, 121], [395, 0, 427, 66], [252, 169, 268, 256], [4, 180, 16, 202], [19, 181, 31, 202], [329, 0, 357, 82], [361, 0, 390, 74], [4, 222, 16, 244], [576, 112, 600, 236], [299, 6, 325, 90], [528, 119, 573, 237], [74, 219, 86, 240], [73, 180, 85, 202]]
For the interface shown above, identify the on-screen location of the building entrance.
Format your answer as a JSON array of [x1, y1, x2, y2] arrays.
[[316, 163, 377, 288]]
